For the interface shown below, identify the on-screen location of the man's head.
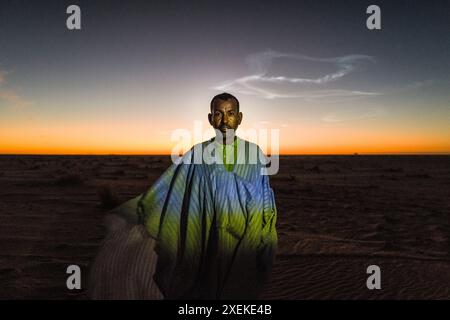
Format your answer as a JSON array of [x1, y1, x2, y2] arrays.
[[208, 93, 242, 142]]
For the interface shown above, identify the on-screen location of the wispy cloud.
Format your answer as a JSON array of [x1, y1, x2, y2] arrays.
[[0, 68, 32, 110], [213, 49, 381, 101], [0, 89, 32, 110], [393, 79, 434, 93]]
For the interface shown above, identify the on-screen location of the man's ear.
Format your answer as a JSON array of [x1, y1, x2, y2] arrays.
[[208, 113, 213, 126], [238, 112, 243, 125]]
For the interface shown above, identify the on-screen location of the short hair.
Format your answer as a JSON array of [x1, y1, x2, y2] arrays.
[[210, 92, 240, 112]]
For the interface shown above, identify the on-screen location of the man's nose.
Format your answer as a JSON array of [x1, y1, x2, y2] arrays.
[[222, 114, 229, 125]]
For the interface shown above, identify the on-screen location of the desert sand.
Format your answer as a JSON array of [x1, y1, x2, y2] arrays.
[[0, 155, 449, 299]]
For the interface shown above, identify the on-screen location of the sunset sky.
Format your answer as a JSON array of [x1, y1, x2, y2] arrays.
[[0, 0, 449, 155]]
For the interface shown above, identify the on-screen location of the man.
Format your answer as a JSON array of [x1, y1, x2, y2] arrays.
[[89, 93, 277, 299]]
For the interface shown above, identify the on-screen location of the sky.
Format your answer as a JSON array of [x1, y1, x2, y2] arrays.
[[0, 0, 449, 155]]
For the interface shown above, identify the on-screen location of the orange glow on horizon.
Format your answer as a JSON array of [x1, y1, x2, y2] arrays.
[[1, 144, 449, 155], [1, 120, 449, 155]]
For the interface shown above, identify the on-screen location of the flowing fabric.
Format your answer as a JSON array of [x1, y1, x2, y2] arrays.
[[137, 137, 277, 299], [89, 137, 277, 300]]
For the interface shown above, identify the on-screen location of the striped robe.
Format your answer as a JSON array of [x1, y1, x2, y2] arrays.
[[88, 137, 277, 299]]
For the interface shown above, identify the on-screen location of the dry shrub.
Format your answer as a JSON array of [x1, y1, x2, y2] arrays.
[[97, 184, 121, 210]]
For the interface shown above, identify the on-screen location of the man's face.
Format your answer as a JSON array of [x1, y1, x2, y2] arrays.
[[208, 99, 242, 137]]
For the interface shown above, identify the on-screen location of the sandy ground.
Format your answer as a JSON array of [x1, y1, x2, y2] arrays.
[[0, 155, 449, 299]]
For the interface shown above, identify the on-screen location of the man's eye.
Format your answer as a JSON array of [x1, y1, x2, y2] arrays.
[[229, 111, 235, 116], [215, 112, 221, 116]]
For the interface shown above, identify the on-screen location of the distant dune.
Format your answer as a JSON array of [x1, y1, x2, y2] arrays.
[[0, 155, 449, 299]]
